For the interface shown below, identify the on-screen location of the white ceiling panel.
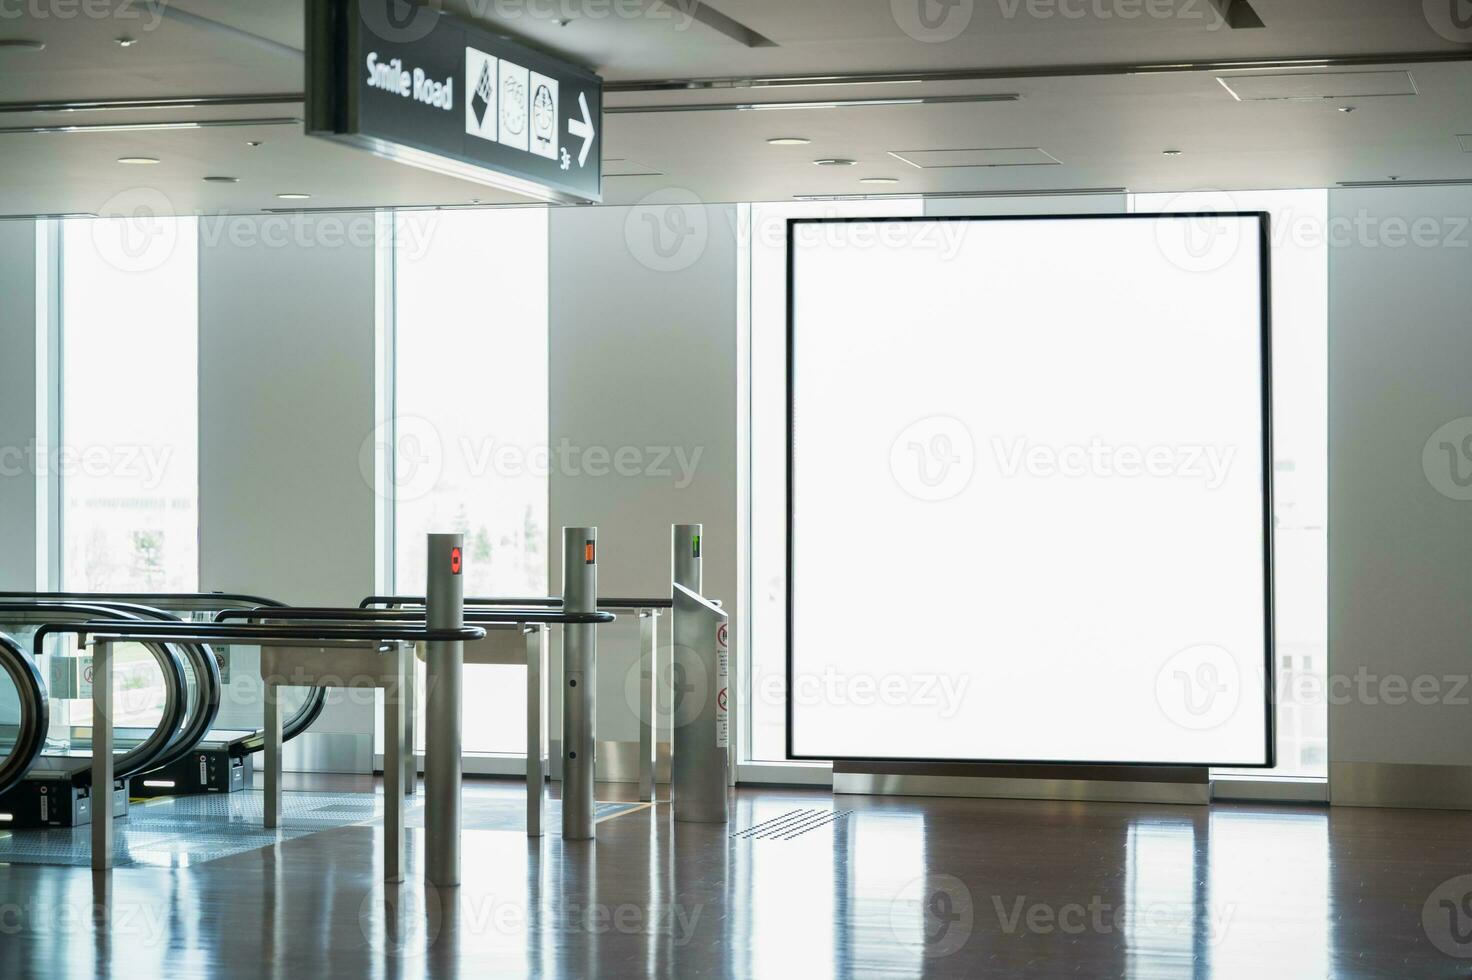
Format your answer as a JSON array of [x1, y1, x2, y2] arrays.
[[0, 1, 1468, 214]]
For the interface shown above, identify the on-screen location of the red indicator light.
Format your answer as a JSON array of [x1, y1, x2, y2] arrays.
[[584, 541, 595, 564], [450, 546, 462, 575]]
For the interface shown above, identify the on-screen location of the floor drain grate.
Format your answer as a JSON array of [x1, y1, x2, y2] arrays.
[[730, 808, 853, 840]]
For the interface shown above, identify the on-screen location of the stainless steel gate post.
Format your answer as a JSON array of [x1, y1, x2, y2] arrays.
[[425, 533, 465, 886], [671, 524, 730, 823], [637, 608, 657, 802], [91, 638, 115, 870], [561, 526, 598, 841], [673, 523, 702, 594], [263, 675, 282, 829], [527, 624, 549, 837], [383, 642, 408, 883], [403, 655, 417, 797]]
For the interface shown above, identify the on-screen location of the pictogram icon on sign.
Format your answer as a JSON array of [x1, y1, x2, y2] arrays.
[[717, 623, 729, 649], [717, 688, 728, 712]]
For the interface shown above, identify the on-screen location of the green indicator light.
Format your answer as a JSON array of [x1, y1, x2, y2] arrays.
[[692, 534, 701, 558]]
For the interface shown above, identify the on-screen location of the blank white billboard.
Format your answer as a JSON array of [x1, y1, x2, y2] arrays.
[[787, 214, 1273, 767]]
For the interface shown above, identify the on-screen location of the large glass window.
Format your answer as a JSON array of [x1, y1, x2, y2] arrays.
[[56, 216, 198, 740], [392, 207, 549, 755], [62, 216, 199, 592], [1136, 189, 1329, 779]]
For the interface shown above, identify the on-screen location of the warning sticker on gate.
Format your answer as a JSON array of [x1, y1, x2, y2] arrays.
[[715, 621, 729, 749]]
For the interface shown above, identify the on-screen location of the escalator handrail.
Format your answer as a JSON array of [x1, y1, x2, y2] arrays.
[[0, 599, 221, 777], [218, 606, 617, 626], [0, 591, 287, 613], [0, 592, 328, 757], [12, 604, 189, 784], [0, 631, 49, 798], [56, 601, 223, 778], [44, 621, 490, 643], [362, 594, 678, 610]]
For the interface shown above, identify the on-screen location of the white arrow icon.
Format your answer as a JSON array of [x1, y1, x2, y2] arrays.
[[567, 91, 594, 167]]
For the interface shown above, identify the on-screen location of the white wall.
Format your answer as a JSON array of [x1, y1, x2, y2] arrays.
[[1329, 185, 1472, 807], [548, 202, 740, 753], [198, 214, 381, 753], [0, 220, 51, 591]]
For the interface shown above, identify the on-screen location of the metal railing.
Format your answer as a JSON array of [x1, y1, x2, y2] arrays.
[[39, 617, 489, 875], [0, 592, 329, 754]]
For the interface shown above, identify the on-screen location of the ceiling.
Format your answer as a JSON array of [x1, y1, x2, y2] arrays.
[[0, 0, 1469, 216]]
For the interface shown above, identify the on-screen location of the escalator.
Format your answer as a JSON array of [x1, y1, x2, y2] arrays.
[[0, 631, 48, 803], [0, 602, 189, 826], [12, 600, 226, 797], [0, 593, 327, 804]]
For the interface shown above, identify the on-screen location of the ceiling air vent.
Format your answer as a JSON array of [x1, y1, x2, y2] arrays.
[[793, 187, 1127, 202], [1337, 179, 1472, 188], [1218, 70, 1417, 102], [684, 2, 776, 48], [604, 158, 663, 178], [888, 147, 1062, 169]]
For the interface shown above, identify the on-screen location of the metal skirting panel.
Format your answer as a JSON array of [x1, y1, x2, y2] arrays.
[[1330, 762, 1472, 810], [736, 762, 834, 787], [1212, 778, 1329, 804], [833, 772, 1210, 806], [548, 739, 671, 784], [282, 733, 373, 774]]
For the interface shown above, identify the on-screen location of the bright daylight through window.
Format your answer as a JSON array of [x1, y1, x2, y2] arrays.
[[58, 215, 199, 739], [62, 216, 199, 593], [390, 207, 550, 755]]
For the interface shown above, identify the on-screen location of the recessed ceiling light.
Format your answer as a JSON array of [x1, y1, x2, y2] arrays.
[[767, 137, 811, 146], [814, 158, 857, 166], [276, 192, 311, 200], [117, 156, 159, 165], [859, 177, 899, 185], [246, 140, 263, 147], [1339, 106, 1357, 113], [115, 36, 138, 47], [1162, 149, 1183, 157], [203, 176, 239, 183]]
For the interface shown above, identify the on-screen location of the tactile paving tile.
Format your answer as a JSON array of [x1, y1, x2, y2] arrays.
[[0, 792, 359, 869], [0, 791, 648, 868], [397, 796, 643, 830], [729, 807, 853, 840]]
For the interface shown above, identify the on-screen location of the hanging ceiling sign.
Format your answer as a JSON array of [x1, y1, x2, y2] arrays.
[[307, 0, 603, 204]]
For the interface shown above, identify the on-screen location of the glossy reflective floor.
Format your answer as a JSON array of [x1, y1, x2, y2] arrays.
[[2, 776, 1471, 978]]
